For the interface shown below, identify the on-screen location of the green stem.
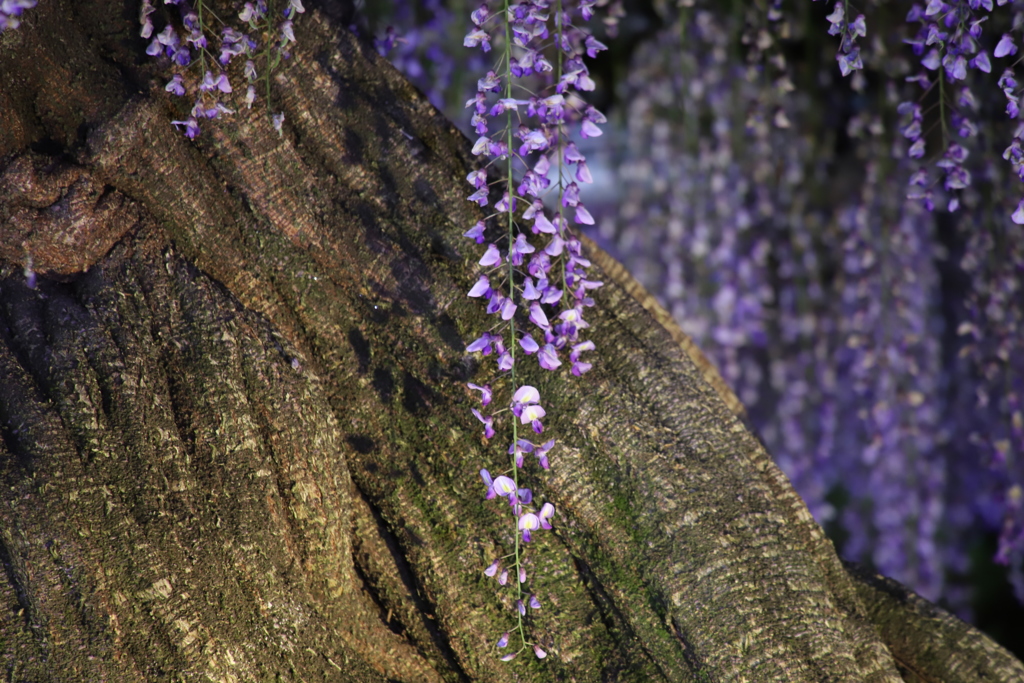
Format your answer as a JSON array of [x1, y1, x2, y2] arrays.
[[502, 0, 527, 653], [556, 0, 570, 312]]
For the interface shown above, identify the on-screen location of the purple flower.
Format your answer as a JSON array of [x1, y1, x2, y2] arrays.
[[849, 14, 866, 38], [496, 632, 509, 648], [468, 188, 489, 206], [479, 244, 502, 267], [996, 34, 1018, 59], [529, 302, 550, 329], [513, 490, 530, 511], [464, 221, 486, 243], [519, 334, 540, 354], [464, 27, 491, 51], [239, 2, 260, 22], [570, 340, 595, 361], [513, 385, 546, 431], [518, 512, 540, 542], [532, 212, 556, 234], [576, 162, 594, 184], [562, 182, 580, 207], [499, 297, 517, 321], [280, 20, 295, 44], [219, 38, 245, 64], [513, 385, 540, 405], [495, 191, 515, 213], [581, 119, 602, 138], [516, 599, 526, 615], [541, 284, 562, 305], [467, 332, 498, 354], [943, 53, 967, 81], [471, 136, 491, 156], [468, 382, 492, 406], [215, 72, 233, 93], [528, 253, 552, 279], [467, 168, 488, 189], [519, 128, 549, 154], [518, 171, 549, 198], [484, 559, 500, 577], [534, 439, 554, 469], [534, 645, 547, 659], [522, 278, 541, 301], [826, 2, 844, 35], [485, 293, 504, 316], [165, 74, 185, 96], [157, 24, 179, 47], [510, 441, 526, 468], [490, 474, 517, 499], [575, 204, 595, 225], [585, 35, 608, 58], [570, 340, 595, 375], [477, 70, 501, 92], [539, 502, 554, 529], [471, 113, 488, 135], [538, 344, 561, 370], [544, 235, 565, 257], [171, 117, 200, 138], [472, 409, 495, 439], [572, 360, 593, 376], [471, 4, 489, 26], [498, 569, 509, 586], [468, 275, 491, 298], [509, 233, 535, 265], [139, 0, 155, 36], [529, 594, 541, 609], [522, 407, 545, 433], [971, 51, 991, 74], [838, 47, 863, 76]]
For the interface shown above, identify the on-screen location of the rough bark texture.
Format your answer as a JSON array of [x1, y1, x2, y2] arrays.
[[1, 1, 1023, 681]]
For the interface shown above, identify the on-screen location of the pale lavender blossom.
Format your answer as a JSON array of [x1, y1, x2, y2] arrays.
[[472, 409, 495, 439], [468, 382, 492, 406]]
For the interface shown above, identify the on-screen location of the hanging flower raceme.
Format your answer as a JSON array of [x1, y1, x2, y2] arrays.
[[461, 0, 606, 662], [145, 0, 304, 138]]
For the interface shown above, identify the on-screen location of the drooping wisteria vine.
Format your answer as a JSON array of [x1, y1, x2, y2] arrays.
[[461, 0, 604, 660]]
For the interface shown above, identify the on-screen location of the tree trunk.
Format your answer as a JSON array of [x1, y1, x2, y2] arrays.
[[0, 1, 1022, 681]]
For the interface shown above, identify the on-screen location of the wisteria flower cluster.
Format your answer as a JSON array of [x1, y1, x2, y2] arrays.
[[462, 0, 605, 662], [890, 1, 993, 212], [0, 0, 36, 32], [823, 1, 867, 78], [140, 0, 304, 138], [825, 0, 1024, 219], [815, 0, 1024, 607]]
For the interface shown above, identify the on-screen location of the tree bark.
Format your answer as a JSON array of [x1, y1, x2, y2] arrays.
[[0, 1, 1022, 681]]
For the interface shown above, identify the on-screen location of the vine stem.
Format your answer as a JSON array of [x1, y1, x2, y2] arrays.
[[501, 0, 527, 653]]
